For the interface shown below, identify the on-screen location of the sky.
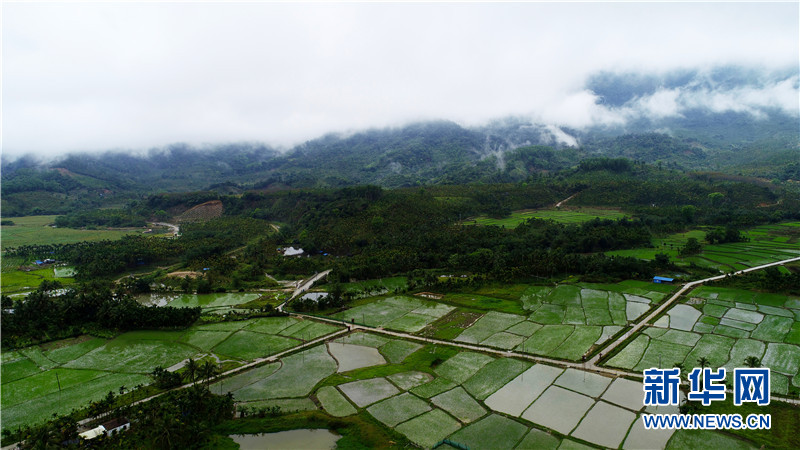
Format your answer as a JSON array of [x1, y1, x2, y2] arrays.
[[3, 2, 799, 157]]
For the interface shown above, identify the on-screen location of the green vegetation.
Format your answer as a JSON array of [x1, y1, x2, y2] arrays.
[[465, 207, 626, 227], [1, 215, 141, 250]]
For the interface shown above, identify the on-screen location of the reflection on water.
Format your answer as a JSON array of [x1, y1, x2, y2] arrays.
[[231, 429, 340, 449], [135, 292, 260, 308]]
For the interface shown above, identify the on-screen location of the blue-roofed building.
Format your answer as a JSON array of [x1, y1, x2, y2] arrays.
[[653, 276, 674, 284]]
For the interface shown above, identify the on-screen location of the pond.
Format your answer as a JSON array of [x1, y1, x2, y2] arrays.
[[230, 429, 340, 449], [135, 292, 260, 309]]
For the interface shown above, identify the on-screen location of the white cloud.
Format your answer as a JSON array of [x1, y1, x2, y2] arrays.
[[2, 2, 798, 156]]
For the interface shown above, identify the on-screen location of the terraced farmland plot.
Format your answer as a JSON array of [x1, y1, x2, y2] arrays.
[[232, 345, 337, 401], [366, 392, 431, 427], [435, 352, 494, 383], [2, 372, 150, 432], [64, 337, 199, 373], [137, 292, 260, 309], [212, 362, 281, 393], [608, 287, 800, 392], [455, 311, 525, 343], [331, 296, 453, 330], [448, 414, 528, 450], [316, 385, 356, 417], [485, 364, 564, 416], [327, 342, 386, 372], [395, 409, 462, 449], [452, 282, 670, 361], [380, 339, 422, 364], [212, 331, 300, 360], [431, 387, 487, 423]]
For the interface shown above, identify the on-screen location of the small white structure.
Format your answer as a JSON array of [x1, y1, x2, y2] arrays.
[[79, 427, 105, 440], [79, 417, 130, 440], [283, 247, 304, 256]]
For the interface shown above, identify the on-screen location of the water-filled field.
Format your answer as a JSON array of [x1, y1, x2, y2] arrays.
[[606, 286, 800, 393], [331, 295, 455, 330], [449, 281, 671, 360], [1, 316, 343, 431], [136, 292, 260, 310]]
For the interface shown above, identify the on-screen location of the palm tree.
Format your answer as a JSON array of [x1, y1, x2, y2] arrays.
[[697, 357, 710, 370], [673, 362, 687, 381], [183, 358, 199, 383], [199, 361, 220, 386], [744, 356, 761, 368]]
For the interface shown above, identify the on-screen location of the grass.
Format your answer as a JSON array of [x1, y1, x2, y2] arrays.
[[237, 397, 317, 413], [440, 292, 526, 315], [331, 277, 408, 294], [420, 310, 483, 340], [463, 207, 625, 228], [1, 266, 77, 293], [0, 215, 142, 250]]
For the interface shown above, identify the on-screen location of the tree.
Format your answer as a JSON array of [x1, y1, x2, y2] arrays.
[[681, 205, 696, 223], [697, 357, 710, 370], [199, 361, 220, 386], [679, 238, 702, 256], [744, 356, 761, 368], [183, 358, 199, 383]]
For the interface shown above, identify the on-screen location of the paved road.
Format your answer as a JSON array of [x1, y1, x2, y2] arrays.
[[279, 269, 332, 306], [151, 222, 180, 236]]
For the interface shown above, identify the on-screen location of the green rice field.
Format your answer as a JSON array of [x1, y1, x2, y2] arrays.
[[1, 316, 343, 431], [608, 222, 800, 272], [463, 207, 626, 228], [448, 280, 673, 360], [606, 286, 800, 394], [1, 215, 145, 250]]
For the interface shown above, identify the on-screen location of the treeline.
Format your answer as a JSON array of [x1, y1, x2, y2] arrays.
[[1, 282, 200, 349], [709, 266, 800, 296], [6, 384, 234, 449]]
